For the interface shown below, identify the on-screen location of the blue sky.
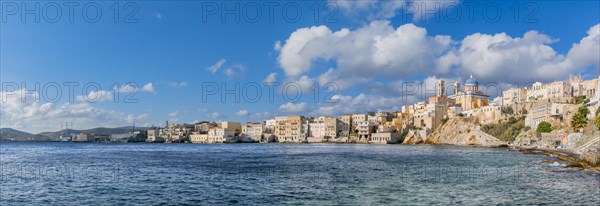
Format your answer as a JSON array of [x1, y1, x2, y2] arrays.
[[1, 0, 599, 133]]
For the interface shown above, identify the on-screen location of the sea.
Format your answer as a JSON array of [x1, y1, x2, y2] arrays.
[[1, 142, 599, 205]]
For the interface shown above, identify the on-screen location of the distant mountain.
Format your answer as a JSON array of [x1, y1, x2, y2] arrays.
[[0, 128, 54, 141], [38, 126, 149, 138]]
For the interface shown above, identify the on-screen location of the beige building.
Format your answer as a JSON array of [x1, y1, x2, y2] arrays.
[[221, 122, 242, 134], [546, 81, 573, 102], [193, 121, 214, 134], [570, 75, 598, 98], [413, 103, 447, 131], [370, 132, 402, 144], [587, 76, 600, 118], [338, 115, 352, 137], [351, 114, 367, 125], [375, 111, 391, 124], [463, 105, 502, 125], [525, 102, 570, 129], [274, 116, 307, 143], [502, 87, 528, 106], [308, 116, 339, 139]]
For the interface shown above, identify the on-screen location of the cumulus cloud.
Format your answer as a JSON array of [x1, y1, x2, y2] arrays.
[[141, 83, 155, 93], [277, 21, 452, 81], [566, 24, 600, 71], [116, 83, 155, 93], [263, 73, 278, 83], [235, 110, 250, 116], [207, 112, 223, 119], [168, 111, 179, 117], [252, 111, 272, 120], [277, 22, 600, 87], [168, 81, 188, 88], [278, 102, 308, 114], [309, 93, 417, 117], [0, 89, 149, 133], [76, 90, 113, 102], [207, 58, 226, 74]]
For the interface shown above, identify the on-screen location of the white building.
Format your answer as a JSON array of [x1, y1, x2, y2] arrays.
[[527, 82, 547, 101], [357, 121, 375, 140], [208, 127, 235, 143], [588, 76, 600, 118], [190, 134, 208, 143], [242, 122, 263, 142]]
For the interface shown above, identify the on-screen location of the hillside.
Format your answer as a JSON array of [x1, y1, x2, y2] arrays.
[[38, 127, 148, 138], [0, 128, 55, 141], [425, 117, 508, 147]]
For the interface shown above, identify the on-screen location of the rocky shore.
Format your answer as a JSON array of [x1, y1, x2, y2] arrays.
[[401, 117, 600, 170]]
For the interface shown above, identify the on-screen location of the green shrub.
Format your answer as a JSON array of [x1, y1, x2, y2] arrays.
[[536, 122, 552, 133], [481, 117, 525, 142], [571, 106, 590, 129]]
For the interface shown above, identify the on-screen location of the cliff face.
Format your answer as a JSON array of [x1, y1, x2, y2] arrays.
[[425, 117, 508, 147], [401, 129, 428, 144]]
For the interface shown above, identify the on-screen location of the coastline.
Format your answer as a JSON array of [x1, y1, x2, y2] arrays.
[[510, 146, 600, 171]]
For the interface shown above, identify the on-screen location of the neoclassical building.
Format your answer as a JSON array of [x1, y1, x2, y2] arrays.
[[448, 74, 490, 111]]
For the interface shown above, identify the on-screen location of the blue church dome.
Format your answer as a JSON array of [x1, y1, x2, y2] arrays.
[[465, 74, 478, 85]]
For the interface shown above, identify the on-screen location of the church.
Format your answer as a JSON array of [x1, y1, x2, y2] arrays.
[[447, 74, 490, 111]]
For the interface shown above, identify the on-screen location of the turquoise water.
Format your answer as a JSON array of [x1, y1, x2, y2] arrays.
[[1, 142, 599, 205]]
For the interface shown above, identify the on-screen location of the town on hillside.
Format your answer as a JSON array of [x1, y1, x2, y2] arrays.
[[63, 75, 600, 149]]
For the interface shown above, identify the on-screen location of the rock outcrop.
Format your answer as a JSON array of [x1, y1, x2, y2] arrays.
[[425, 117, 508, 147], [401, 129, 429, 144], [581, 147, 600, 166]]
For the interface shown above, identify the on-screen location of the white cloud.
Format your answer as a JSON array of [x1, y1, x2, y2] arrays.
[[116, 83, 155, 93], [141, 83, 155, 93], [277, 21, 452, 80], [76, 90, 113, 102], [117, 84, 136, 93], [274, 41, 282, 51], [168, 111, 179, 117], [207, 58, 226, 74], [309, 93, 416, 117], [0, 89, 150, 133], [168, 81, 188, 88], [567, 24, 600, 71], [225, 68, 235, 77], [207, 112, 223, 119], [278, 102, 308, 114], [263, 73, 278, 83], [235, 110, 249, 116], [439, 31, 568, 83], [224, 64, 245, 78], [277, 21, 600, 87], [252, 111, 272, 120]]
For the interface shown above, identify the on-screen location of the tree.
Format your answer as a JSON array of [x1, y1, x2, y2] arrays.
[[536, 122, 552, 133], [571, 106, 590, 129], [502, 107, 514, 115], [367, 112, 375, 116]]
